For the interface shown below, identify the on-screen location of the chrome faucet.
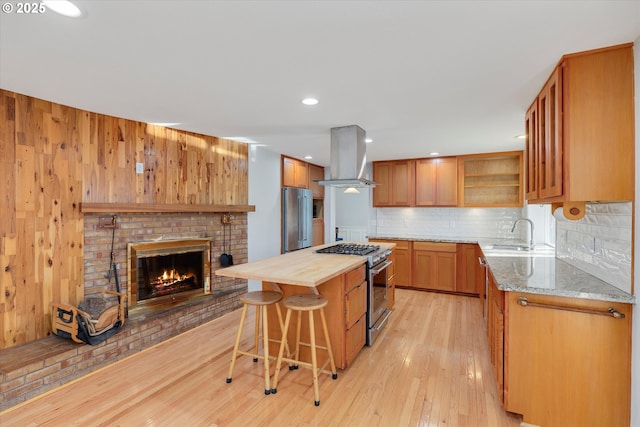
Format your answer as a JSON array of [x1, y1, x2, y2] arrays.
[[511, 218, 534, 248]]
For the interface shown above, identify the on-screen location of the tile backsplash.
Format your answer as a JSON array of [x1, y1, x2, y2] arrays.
[[555, 202, 632, 294], [372, 207, 525, 240], [371, 203, 632, 294]]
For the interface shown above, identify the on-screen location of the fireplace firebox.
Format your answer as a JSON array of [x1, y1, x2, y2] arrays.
[[127, 239, 211, 306]]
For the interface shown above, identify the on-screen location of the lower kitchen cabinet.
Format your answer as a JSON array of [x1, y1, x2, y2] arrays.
[[455, 243, 481, 294], [387, 248, 396, 309], [486, 271, 505, 405], [370, 239, 481, 295], [505, 292, 632, 427], [264, 263, 367, 370], [312, 218, 324, 246], [411, 242, 456, 291], [370, 239, 411, 287]]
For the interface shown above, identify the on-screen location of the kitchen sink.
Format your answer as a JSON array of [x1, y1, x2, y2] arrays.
[[488, 244, 531, 251]]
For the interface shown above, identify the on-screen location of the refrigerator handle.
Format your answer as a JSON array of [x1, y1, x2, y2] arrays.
[[298, 193, 304, 243], [305, 193, 310, 244]]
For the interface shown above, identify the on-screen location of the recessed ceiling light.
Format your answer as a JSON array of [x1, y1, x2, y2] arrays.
[[150, 122, 182, 127], [365, 138, 373, 143], [429, 152, 440, 156], [515, 134, 526, 139], [224, 136, 262, 145], [304, 155, 313, 160], [42, 0, 83, 18], [301, 98, 319, 106]]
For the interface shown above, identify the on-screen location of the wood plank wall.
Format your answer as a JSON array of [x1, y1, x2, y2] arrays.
[[0, 89, 249, 349]]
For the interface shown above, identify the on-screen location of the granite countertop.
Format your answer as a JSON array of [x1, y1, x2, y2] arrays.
[[368, 235, 634, 304], [369, 234, 479, 244]]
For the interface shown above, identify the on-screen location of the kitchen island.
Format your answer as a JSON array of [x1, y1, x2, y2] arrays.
[[215, 242, 395, 369]]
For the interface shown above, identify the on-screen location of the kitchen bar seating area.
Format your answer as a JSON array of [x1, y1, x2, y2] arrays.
[[226, 290, 287, 395]]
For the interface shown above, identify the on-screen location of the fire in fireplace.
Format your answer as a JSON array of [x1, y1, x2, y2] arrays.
[[127, 239, 211, 306]]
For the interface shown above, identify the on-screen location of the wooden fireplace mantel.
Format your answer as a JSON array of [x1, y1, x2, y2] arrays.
[[80, 203, 256, 214]]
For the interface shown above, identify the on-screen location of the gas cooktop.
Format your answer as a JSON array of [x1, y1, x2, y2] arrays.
[[315, 243, 380, 256]]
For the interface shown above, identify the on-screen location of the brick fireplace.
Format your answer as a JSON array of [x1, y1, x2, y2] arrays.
[[0, 211, 248, 411]]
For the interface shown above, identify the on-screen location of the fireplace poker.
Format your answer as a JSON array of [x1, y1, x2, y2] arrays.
[[106, 215, 118, 282]]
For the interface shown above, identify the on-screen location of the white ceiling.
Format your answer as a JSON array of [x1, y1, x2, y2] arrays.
[[1, 1, 639, 166]]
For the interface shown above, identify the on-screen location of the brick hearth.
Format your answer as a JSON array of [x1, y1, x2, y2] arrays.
[[0, 211, 248, 411], [0, 291, 244, 411]]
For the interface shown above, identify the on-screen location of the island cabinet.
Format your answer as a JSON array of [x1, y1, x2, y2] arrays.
[[505, 292, 632, 427], [372, 160, 415, 207], [264, 263, 367, 370], [525, 43, 634, 217], [415, 157, 458, 206], [411, 242, 457, 292], [343, 265, 367, 366]]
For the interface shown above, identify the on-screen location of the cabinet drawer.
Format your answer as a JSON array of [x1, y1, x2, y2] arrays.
[[413, 241, 457, 252], [345, 313, 366, 366], [345, 280, 367, 329], [345, 264, 366, 292], [390, 240, 410, 250]]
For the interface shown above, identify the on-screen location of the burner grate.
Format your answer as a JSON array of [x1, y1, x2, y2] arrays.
[[315, 243, 380, 256]]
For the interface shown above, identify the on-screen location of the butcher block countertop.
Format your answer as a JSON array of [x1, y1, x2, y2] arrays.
[[215, 242, 395, 287]]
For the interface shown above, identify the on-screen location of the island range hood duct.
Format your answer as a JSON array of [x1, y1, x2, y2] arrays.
[[317, 125, 376, 188]]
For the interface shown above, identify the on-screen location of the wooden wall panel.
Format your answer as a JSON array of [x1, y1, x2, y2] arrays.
[[0, 89, 250, 349]]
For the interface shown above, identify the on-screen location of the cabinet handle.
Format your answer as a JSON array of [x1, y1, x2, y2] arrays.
[[517, 297, 625, 319]]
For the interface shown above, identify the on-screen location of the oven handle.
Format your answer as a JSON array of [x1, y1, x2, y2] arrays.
[[372, 309, 393, 332], [369, 260, 392, 275]]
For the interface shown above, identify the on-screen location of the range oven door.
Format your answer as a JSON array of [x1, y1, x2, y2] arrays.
[[367, 259, 393, 346]]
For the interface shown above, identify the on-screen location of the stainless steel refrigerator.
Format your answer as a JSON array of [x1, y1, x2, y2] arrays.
[[282, 187, 313, 253]]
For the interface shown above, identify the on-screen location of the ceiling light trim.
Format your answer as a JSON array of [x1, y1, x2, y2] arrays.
[[42, 0, 84, 18]]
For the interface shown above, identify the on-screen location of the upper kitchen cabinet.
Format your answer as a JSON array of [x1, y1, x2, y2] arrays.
[[308, 163, 325, 198], [415, 157, 458, 206], [282, 155, 309, 188], [524, 100, 539, 200], [536, 67, 563, 200], [372, 160, 416, 207], [526, 43, 634, 213], [458, 151, 523, 207]]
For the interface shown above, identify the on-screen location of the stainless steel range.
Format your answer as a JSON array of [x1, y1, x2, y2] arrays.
[[315, 243, 392, 345]]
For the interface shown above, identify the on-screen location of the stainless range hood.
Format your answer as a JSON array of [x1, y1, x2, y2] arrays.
[[317, 125, 376, 188]]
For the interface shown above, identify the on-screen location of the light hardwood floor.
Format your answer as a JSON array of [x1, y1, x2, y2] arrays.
[[0, 289, 522, 427]]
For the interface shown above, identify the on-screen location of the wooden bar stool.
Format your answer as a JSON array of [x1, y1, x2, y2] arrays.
[[271, 293, 338, 406], [226, 291, 287, 395]]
